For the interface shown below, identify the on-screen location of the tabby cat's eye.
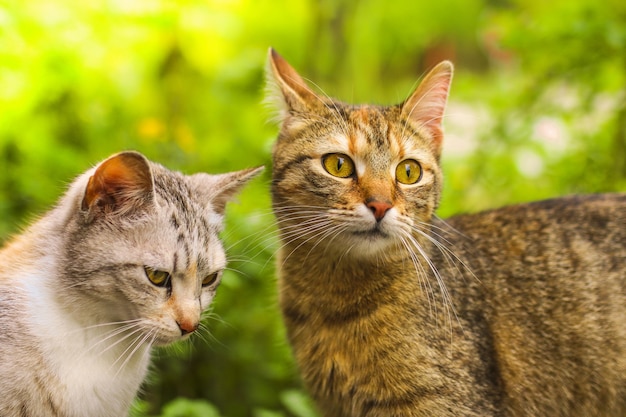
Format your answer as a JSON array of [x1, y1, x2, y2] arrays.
[[144, 266, 171, 287], [396, 160, 422, 185], [322, 153, 355, 178], [202, 271, 221, 287]]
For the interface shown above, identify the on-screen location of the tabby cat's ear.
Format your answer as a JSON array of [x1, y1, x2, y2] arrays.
[[265, 48, 317, 120], [401, 61, 454, 156], [189, 166, 264, 215], [81, 151, 154, 222]]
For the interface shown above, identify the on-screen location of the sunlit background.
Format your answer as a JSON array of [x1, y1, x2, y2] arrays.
[[1, 0, 624, 416]]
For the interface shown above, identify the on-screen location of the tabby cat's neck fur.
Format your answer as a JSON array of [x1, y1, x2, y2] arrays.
[[0, 151, 262, 417], [267, 48, 626, 417]]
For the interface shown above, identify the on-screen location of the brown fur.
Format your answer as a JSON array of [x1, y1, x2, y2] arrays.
[[267, 48, 626, 416]]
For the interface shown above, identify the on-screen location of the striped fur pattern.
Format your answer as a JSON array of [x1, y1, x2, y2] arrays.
[[267, 48, 626, 417], [0, 151, 262, 417]]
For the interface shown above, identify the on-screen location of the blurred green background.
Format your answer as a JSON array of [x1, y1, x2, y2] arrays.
[[1, 0, 625, 416]]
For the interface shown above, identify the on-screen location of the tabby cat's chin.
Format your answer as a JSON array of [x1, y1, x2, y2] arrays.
[[340, 229, 397, 258], [333, 205, 402, 257]]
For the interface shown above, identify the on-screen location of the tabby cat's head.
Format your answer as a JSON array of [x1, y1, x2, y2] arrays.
[[59, 151, 262, 346], [267, 49, 452, 258]]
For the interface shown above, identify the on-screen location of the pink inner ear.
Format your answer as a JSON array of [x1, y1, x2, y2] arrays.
[[270, 49, 310, 97], [402, 61, 453, 153], [82, 152, 153, 214], [268, 48, 319, 113]]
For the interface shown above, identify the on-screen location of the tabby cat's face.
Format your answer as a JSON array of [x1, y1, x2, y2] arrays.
[[272, 105, 443, 257], [267, 49, 453, 258]]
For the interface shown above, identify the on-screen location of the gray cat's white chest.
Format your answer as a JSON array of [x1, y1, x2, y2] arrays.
[[27, 274, 151, 416]]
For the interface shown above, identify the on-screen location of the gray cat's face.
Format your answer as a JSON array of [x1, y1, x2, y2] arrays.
[[67, 195, 226, 346], [58, 152, 262, 346]]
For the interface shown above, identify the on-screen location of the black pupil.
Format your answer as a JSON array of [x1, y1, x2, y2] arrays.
[[336, 157, 344, 171], [405, 164, 411, 178]]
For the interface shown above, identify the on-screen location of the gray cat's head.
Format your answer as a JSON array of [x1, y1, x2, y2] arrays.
[[57, 151, 262, 346], [266, 49, 453, 258]]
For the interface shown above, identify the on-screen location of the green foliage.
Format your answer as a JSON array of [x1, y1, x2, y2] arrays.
[[1, 0, 624, 416]]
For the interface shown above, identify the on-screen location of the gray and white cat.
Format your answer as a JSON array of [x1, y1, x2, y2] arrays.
[[0, 151, 262, 417]]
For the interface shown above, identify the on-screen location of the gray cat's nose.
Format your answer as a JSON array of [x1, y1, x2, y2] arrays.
[[177, 320, 199, 335]]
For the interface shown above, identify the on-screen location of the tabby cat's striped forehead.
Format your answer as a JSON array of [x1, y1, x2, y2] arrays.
[[275, 101, 439, 177]]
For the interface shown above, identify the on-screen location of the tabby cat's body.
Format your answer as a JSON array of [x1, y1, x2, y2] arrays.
[[267, 49, 626, 416], [0, 151, 262, 417]]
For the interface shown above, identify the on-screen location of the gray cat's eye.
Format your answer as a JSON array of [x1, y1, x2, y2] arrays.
[[202, 271, 222, 287], [144, 266, 171, 287]]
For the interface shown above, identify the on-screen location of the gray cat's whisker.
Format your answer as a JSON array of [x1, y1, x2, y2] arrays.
[[0, 150, 262, 415], [94, 324, 146, 357], [64, 318, 143, 335], [195, 321, 222, 347], [113, 328, 154, 378]]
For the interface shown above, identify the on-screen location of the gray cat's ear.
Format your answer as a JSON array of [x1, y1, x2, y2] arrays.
[[81, 151, 154, 221], [401, 61, 454, 156], [190, 166, 264, 215], [265, 48, 317, 121]]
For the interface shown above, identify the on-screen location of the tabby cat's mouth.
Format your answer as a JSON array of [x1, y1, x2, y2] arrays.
[[351, 227, 389, 239]]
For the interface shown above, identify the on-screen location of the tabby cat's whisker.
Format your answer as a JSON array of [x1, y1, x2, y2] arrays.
[[300, 78, 352, 138], [301, 223, 351, 263], [235, 208, 328, 253], [409, 220, 478, 283], [401, 230, 461, 335], [279, 221, 341, 265], [398, 235, 436, 317], [432, 214, 471, 240]]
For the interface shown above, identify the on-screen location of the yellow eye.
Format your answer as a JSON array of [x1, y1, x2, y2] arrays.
[[202, 271, 221, 287], [396, 160, 422, 185], [144, 266, 171, 287], [322, 153, 355, 178]]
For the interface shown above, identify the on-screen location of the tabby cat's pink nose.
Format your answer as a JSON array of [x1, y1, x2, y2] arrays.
[[366, 201, 392, 221]]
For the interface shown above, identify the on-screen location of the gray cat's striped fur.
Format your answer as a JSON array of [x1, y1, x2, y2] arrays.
[[0, 151, 262, 417]]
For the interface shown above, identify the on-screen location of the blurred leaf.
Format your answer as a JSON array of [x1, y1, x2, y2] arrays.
[[280, 390, 319, 417], [160, 398, 222, 417]]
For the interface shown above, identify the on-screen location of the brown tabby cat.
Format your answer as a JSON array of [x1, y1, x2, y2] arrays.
[[266, 48, 626, 417]]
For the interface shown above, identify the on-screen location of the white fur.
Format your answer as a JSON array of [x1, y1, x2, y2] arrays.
[[26, 266, 150, 417]]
